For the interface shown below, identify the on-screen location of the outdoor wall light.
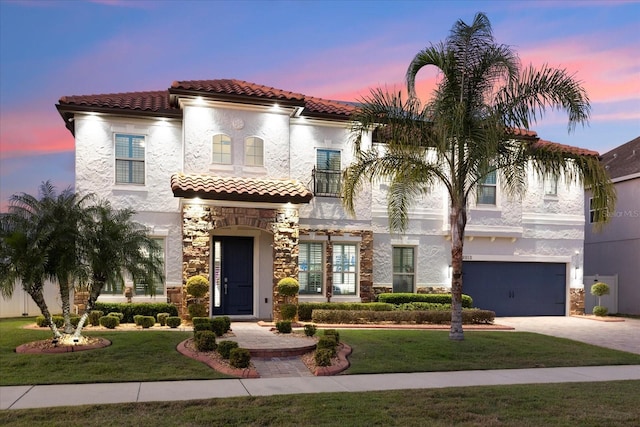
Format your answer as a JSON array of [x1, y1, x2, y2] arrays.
[[448, 265, 452, 279]]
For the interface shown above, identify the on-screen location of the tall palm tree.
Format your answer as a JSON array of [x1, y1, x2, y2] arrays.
[[343, 13, 615, 340], [74, 201, 164, 338], [0, 185, 63, 338]]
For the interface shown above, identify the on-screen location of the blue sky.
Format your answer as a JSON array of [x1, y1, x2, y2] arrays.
[[1, 0, 639, 210]]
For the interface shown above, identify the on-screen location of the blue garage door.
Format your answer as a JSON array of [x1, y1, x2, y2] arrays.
[[462, 261, 566, 316]]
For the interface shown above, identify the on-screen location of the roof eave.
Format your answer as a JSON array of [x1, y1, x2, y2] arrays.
[[168, 88, 306, 109]]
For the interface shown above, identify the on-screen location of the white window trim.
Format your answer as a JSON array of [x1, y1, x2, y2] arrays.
[[212, 133, 233, 165], [114, 133, 147, 186], [244, 135, 264, 167]]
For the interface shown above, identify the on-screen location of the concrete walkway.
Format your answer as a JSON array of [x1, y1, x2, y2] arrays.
[[3, 365, 639, 409], [2, 317, 640, 410]]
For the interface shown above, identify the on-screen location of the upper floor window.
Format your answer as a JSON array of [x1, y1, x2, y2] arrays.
[[333, 243, 357, 295], [477, 170, 497, 205], [245, 136, 264, 166], [115, 134, 145, 184], [392, 246, 414, 293], [299, 242, 324, 294], [314, 149, 341, 197], [212, 134, 232, 164], [544, 174, 558, 196]]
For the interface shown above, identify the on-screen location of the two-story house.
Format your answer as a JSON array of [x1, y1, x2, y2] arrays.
[[584, 136, 640, 315], [51, 78, 592, 320]]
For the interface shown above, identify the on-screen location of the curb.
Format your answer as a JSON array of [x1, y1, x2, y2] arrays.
[[314, 342, 352, 376]]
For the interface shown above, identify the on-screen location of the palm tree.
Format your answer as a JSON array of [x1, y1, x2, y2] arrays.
[[343, 13, 615, 340], [74, 201, 164, 338], [0, 185, 63, 338]]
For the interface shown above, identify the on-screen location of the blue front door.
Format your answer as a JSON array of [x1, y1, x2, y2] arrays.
[[212, 236, 254, 316]]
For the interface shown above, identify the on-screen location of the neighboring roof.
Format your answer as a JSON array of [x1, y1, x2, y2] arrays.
[[170, 173, 313, 204], [600, 136, 640, 179]]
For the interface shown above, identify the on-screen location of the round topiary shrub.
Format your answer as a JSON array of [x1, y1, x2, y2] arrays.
[[99, 315, 120, 329], [593, 305, 608, 317], [35, 316, 47, 327], [188, 303, 207, 319], [139, 316, 155, 329], [186, 275, 209, 298], [229, 348, 251, 368], [89, 310, 104, 326], [277, 277, 300, 297], [280, 303, 297, 321], [194, 330, 217, 352], [107, 312, 124, 321], [166, 316, 181, 328], [157, 312, 170, 326], [217, 340, 239, 359], [133, 315, 144, 326], [276, 320, 292, 334], [304, 324, 317, 337], [211, 317, 227, 337]]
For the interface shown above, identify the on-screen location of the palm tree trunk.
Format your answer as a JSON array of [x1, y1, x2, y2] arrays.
[[59, 278, 74, 334], [73, 281, 103, 338], [27, 284, 62, 339], [449, 202, 467, 341]]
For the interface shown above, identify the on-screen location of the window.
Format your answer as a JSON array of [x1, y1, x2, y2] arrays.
[[314, 149, 341, 197], [299, 242, 324, 294], [477, 170, 496, 205], [392, 247, 414, 293], [332, 244, 357, 295], [115, 134, 145, 184], [134, 237, 165, 296], [212, 134, 232, 164], [589, 197, 606, 223], [245, 136, 264, 166], [544, 178, 558, 196]]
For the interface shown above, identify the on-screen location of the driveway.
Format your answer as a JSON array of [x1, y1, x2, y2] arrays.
[[497, 316, 640, 355]]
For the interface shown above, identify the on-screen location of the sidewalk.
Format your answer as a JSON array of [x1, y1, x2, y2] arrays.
[[3, 365, 639, 410]]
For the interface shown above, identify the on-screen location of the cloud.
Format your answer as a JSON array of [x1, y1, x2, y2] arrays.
[[0, 108, 73, 160]]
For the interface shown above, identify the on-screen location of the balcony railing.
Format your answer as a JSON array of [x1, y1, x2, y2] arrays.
[[313, 168, 341, 197]]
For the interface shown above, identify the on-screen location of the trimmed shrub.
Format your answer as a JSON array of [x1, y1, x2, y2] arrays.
[[310, 308, 494, 325], [107, 312, 124, 321], [275, 320, 292, 334], [36, 315, 80, 328], [157, 312, 170, 326], [377, 293, 473, 308], [304, 324, 317, 337], [220, 316, 231, 333], [89, 310, 104, 326], [229, 348, 251, 368], [316, 336, 337, 357], [211, 317, 227, 337], [188, 303, 207, 319], [139, 316, 155, 329], [166, 316, 182, 328], [194, 331, 217, 352], [323, 329, 340, 343], [217, 340, 239, 359], [185, 275, 209, 298], [94, 302, 177, 323], [192, 317, 212, 328], [593, 305, 608, 317], [35, 316, 48, 327], [277, 277, 300, 297], [298, 302, 393, 321], [194, 322, 213, 333], [99, 315, 119, 329], [133, 315, 144, 326], [280, 303, 297, 321], [396, 302, 450, 311], [315, 348, 333, 367], [69, 315, 81, 327]]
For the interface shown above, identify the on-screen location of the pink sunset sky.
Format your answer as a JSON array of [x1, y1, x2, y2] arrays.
[[1, 0, 639, 210]]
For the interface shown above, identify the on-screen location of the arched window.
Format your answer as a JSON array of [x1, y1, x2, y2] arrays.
[[245, 136, 264, 166], [212, 134, 232, 164]]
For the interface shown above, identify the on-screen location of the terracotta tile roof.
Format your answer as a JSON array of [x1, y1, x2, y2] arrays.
[[304, 96, 357, 117], [600, 136, 640, 179], [58, 91, 176, 114], [171, 79, 305, 102], [170, 173, 313, 204], [532, 139, 600, 157]]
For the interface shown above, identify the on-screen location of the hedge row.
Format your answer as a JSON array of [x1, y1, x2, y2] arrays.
[[310, 309, 495, 325], [377, 293, 473, 308], [298, 302, 392, 321], [93, 302, 178, 323]]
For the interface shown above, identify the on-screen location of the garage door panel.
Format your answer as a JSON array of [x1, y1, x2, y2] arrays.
[[462, 262, 566, 316]]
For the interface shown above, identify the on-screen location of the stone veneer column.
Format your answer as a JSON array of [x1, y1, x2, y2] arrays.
[[272, 208, 300, 321], [570, 288, 585, 315]]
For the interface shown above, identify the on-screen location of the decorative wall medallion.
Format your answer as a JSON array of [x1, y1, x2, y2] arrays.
[[232, 118, 244, 130]]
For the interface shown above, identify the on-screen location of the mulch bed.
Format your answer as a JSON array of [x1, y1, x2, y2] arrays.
[[15, 336, 111, 354]]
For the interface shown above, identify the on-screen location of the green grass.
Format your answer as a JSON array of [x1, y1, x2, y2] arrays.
[[1, 381, 639, 426], [340, 329, 640, 374], [0, 318, 228, 386]]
